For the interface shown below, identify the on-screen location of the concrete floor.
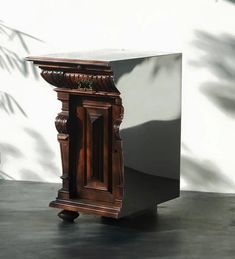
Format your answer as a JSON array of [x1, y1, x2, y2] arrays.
[[0, 180, 234, 259]]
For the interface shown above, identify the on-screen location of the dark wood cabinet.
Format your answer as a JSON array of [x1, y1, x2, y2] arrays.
[[27, 50, 182, 222]]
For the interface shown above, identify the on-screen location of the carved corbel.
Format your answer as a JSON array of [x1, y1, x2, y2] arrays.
[[55, 112, 70, 199]]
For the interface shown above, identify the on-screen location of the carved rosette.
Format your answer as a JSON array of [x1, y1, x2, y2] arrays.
[[55, 113, 69, 134], [41, 70, 119, 93]]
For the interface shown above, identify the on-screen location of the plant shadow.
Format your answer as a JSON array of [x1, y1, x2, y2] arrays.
[[0, 91, 27, 117], [191, 30, 235, 117], [181, 154, 234, 192], [0, 20, 43, 79]]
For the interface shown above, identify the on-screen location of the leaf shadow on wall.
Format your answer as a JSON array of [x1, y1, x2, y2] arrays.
[[24, 127, 60, 178], [183, 31, 235, 191], [0, 21, 44, 116], [0, 142, 44, 182], [0, 143, 22, 180], [0, 20, 43, 79], [181, 152, 234, 192], [181, 142, 235, 191], [0, 21, 59, 182], [0, 91, 27, 117], [0, 127, 59, 181], [225, 0, 235, 3], [190, 30, 235, 117]]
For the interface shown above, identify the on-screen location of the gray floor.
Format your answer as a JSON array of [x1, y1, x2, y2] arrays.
[[0, 180, 234, 259]]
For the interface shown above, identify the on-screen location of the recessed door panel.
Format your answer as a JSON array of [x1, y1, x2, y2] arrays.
[[85, 106, 110, 191], [73, 98, 113, 202]]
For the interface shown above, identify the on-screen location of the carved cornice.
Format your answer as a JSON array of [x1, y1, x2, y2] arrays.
[[41, 70, 119, 93], [55, 113, 69, 134]]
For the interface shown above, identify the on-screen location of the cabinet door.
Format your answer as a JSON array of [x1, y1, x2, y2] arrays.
[[72, 98, 114, 203]]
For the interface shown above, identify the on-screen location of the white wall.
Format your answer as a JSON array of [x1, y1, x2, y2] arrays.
[[0, 0, 235, 192]]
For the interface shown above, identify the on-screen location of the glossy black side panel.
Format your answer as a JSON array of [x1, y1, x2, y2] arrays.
[[120, 167, 179, 217], [120, 119, 181, 179], [120, 119, 181, 217]]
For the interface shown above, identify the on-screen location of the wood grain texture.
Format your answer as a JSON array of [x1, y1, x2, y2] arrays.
[[69, 96, 122, 204], [41, 69, 119, 93], [28, 54, 180, 220], [55, 93, 70, 200]]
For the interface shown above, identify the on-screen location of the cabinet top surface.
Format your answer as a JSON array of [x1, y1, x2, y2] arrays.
[[26, 49, 178, 65]]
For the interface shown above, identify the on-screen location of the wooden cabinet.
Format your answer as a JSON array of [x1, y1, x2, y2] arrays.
[[27, 50, 182, 222]]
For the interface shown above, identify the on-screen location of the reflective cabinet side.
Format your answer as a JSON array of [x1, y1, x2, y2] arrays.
[[111, 53, 182, 183]]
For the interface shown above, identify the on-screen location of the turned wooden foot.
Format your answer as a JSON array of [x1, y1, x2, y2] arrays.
[[58, 210, 79, 222]]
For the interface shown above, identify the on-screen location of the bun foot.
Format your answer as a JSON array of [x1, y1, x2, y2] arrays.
[[58, 210, 79, 222]]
